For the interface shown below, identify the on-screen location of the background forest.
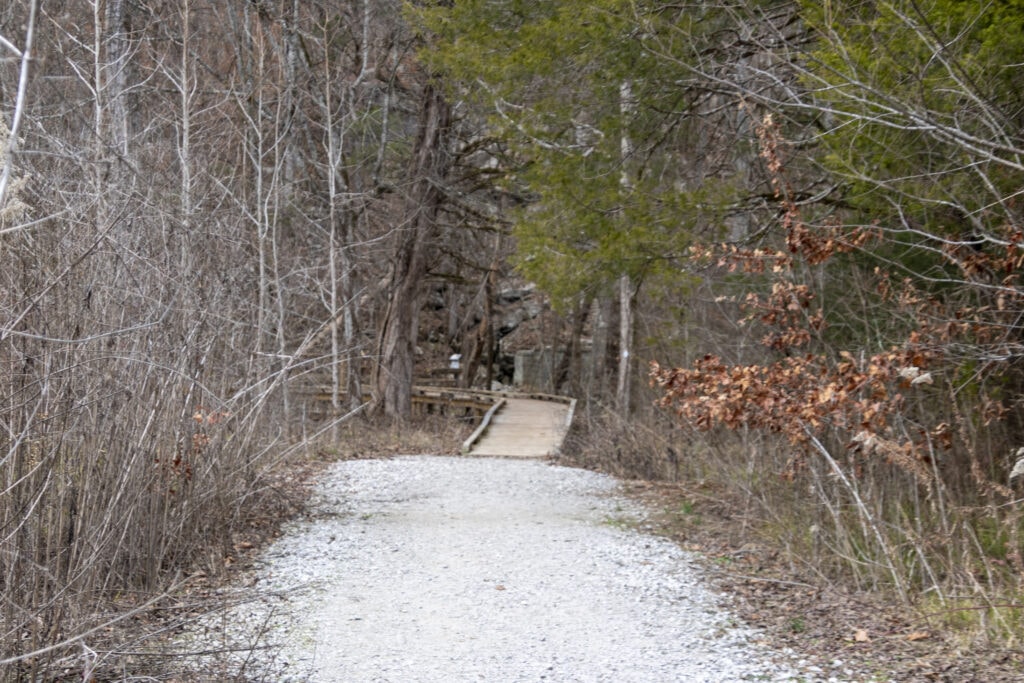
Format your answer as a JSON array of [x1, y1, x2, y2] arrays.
[[2, 0, 1024, 679]]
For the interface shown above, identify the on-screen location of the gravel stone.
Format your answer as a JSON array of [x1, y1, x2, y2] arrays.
[[184, 456, 837, 682]]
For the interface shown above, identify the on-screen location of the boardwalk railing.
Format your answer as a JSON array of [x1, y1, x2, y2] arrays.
[[410, 386, 502, 418], [461, 398, 507, 453], [293, 384, 503, 418], [455, 389, 577, 456]]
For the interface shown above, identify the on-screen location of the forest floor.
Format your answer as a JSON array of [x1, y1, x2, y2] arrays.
[[617, 479, 1024, 683]]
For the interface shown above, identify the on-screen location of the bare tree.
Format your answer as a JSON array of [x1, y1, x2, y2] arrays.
[[0, 1, 511, 675]]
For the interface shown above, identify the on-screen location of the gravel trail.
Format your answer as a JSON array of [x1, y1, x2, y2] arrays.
[[196, 456, 822, 682]]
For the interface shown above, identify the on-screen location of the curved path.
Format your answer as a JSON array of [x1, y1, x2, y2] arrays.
[[195, 457, 807, 682], [179, 398, 823, 681], [466, 397, 573, 458]]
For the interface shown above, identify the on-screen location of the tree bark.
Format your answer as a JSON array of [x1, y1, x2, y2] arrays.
[[615, 81, 637, 416], [372, 82, 451, 421], [0, 0, 36, 213], [616, 273, 636, 415], [549, 296, 588, 395], [104, 0, 129, 160]]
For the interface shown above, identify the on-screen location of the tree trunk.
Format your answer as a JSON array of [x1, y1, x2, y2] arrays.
[[616, 273, 636, 415], [592, 295, 616, 402], [372, 83, 451, 421], [552, 296, 589, 395], [104, 0, 129, 160], [615, 81, 636, 416], [460, 256, 498, 389]]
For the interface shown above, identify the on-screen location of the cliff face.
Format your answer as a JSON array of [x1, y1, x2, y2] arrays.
[[423, 283, 613, 396], [415, 278, 574, 391]]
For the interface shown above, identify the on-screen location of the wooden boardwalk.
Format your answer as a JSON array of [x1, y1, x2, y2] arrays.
[[464, 397, 574, 458], [297, 382, 574, 458]]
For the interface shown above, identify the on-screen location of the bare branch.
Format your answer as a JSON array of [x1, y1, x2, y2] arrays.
[[0, 0, 37, 211]]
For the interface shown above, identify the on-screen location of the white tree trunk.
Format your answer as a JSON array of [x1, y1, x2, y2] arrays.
[[0, 0, 36, 216], [616, 81, 636, 415], [616, 273, 635, 414]]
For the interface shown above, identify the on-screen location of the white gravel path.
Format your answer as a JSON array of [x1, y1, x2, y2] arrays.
[[187, 456, 836, 682]]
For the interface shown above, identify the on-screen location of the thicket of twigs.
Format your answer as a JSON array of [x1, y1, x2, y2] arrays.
[[0, 2, 500, 679], [577, 114, 1024, 644], [5, 1, 1024, 676]]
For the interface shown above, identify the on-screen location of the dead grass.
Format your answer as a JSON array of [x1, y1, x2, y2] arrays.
[[324, 414, 474, 460], [8, 414, 473, 682], [618, 479, 1024, 682], [559, 403, 1024, 682]]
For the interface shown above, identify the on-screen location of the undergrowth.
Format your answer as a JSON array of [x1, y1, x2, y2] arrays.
[[564, 398, 1024, 648]]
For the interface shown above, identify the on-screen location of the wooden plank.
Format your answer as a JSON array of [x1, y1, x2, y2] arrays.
[[465, 398, 572, 459], [294, 384, 575, 458]]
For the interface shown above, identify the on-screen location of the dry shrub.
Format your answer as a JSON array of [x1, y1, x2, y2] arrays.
[[568, 393, 1024, 644], [322, 414, 474, 459], [561, 115, 1024, 642], [561, 400, 687, 483]]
